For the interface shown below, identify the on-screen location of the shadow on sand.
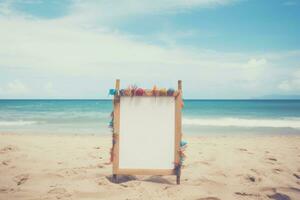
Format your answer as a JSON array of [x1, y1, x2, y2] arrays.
[[106, 175, 174, 185]]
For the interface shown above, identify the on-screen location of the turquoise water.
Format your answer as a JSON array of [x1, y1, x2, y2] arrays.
[[0, 99, 300, 135]]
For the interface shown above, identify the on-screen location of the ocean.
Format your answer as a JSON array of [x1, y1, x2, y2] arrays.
[[0, 99, 300, 135]]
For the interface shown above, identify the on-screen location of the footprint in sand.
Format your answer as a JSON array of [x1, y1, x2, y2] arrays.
[[265, 157, 278, 165], [238, 148, 248, 152], [1, 160, 10, 166], [14, 174, 29, 186], [245, 175, 257, 182], [0, 187, 15, 193], [268, 157, 278, 162], [273, 168, 283, 174], [0, 145, 19, 153], [48, 187, 71, 199], [293, 173, 300, 179], [237, 147, 253, 154], [97, 177, 112, 185], [97, 164, 104, 168], [200, 161, 210, 165], [60, 168, 79, 176], [235, 192, 260, 197]]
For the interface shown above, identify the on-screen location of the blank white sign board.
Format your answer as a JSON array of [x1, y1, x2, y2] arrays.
[[119, 97, 175, 169]]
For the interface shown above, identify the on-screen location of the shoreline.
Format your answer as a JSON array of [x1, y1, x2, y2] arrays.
[[1, 130, 300, 137]]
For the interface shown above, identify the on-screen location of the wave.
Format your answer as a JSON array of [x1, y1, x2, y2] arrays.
[[182, 117, 300, 129], [0, 120, 38, 126], [1, 118, 300, 129]]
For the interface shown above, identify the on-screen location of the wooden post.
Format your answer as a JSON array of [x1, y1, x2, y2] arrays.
[[176, 165, 181, 184], [112, 79, 120, 182], [176, 80, 182, 185], [178, 80, 182, 143]]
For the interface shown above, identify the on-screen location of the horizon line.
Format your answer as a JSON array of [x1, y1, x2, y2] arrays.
[[0, 98, 300, 101]]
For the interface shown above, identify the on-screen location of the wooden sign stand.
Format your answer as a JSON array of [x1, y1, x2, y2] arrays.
[[111, 79, 183, 184]]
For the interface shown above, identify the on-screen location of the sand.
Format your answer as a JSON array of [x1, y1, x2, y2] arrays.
[[0, 133, 300, 200]]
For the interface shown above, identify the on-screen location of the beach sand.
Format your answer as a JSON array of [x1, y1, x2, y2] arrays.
[[0, 133, 300, 200]]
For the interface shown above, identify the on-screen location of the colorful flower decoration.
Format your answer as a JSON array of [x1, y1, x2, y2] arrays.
[[167, 88, 175, 96], [124, 87, 131, 96], [159, 88, 167, 96], [130, 85, 138, 96], [108, 85, 182, 98], [152, 85, 159, 96], [109, 89, 116, 95], [119, 89, 126, 96], [144, 89, 153, 96], [135, 88, 144, 96], [179, 140, 187, 165]]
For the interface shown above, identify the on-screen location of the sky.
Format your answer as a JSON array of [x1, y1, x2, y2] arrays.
[[0, 0, 300, 99]]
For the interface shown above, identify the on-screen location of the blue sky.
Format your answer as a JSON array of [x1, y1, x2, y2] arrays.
[[0, 0, 300, 98]]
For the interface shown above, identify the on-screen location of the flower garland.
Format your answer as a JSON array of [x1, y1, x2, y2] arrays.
[[109, 86, 179, 97], [179, 140, 187, 165], [108, 111, 115, 164]]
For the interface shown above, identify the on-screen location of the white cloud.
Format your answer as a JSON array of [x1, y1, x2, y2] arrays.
[[7, 80, 29, 94], [245, 58, 267, 68], [0, 0, 13, 16], [0, 80, 30, 96], [278, 70, 300, 92], [278, 80, 300, 91], [278, 81, 291, 91], [0, 16, 246, 75], [237, 58, 268, 83]]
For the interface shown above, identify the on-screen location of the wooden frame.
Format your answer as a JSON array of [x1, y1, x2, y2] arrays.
[[111, 79, 183, 184]]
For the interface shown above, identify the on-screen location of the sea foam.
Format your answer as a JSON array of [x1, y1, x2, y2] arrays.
[[0, 120, 38, 126], [183, 117, 300, 129]]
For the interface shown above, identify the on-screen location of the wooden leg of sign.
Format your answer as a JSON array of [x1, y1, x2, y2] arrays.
[[112, 174, 118, 183], [176, 174, 180, 185], [176, 165, 181, 185]]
